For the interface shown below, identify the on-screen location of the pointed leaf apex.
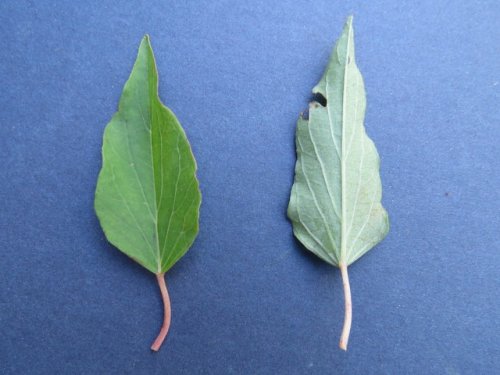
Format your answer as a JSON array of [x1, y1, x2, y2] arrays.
[[141, 35, 152, 49], [343, 16, 354, 34]]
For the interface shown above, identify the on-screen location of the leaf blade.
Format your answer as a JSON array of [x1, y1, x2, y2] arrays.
[[95, 36, 201, 274], [288, 17, 389, 267]]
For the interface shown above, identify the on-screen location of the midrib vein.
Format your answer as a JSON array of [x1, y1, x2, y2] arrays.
[[340, 23, 352, 263], [140, 64, 162, 273], [151, 117, 162, 273]]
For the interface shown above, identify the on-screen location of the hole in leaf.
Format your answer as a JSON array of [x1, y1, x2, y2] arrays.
[[310, 93, 327, 107], [302, 93, 327, 120]]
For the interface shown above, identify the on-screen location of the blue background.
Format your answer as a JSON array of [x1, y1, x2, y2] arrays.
[[1, 1, 499, 374]]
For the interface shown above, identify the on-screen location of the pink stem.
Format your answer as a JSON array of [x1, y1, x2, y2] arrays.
[[339, 263, 352, 351], [151, 273, 171, 351]]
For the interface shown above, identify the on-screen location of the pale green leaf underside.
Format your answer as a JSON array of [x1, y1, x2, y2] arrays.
[[95, 36, 201, 274], [288, 17, 389, 267]]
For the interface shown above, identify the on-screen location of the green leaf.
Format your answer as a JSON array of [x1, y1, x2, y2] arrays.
[[287, 16, 389, 350], [94, 36, 201, 351]]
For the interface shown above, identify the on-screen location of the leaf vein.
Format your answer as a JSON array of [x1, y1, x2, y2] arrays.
[[297, 136, 338, 253]]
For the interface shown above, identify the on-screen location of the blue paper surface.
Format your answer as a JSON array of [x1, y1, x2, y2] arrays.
[[1, 1, 499, 374]]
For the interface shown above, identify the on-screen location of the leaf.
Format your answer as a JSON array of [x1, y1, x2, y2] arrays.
[[287, 16, 389, 350], [94, 35, 201, 351]]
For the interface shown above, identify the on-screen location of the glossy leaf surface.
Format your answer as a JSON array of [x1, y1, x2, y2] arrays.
[[95, 36, 201, 275]]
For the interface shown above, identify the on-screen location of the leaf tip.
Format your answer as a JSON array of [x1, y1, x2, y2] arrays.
[[142, 34, 152, 47]]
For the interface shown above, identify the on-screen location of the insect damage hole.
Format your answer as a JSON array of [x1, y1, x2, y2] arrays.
[[311, 92, 327, 107], [302, 93, 327, 120]]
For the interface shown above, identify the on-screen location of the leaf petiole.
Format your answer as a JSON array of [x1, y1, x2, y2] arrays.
[[151, 273, 171, 351], [339, 263, 352, 351]]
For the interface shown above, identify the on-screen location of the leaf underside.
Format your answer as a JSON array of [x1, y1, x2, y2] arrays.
[[288, 17, 389, 267], [95, 36, 201, 274]]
